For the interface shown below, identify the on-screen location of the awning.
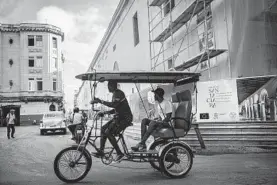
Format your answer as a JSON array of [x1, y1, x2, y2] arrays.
[[236, 75, 277, 104]]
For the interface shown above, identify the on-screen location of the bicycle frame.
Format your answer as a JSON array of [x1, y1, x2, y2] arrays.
[[72, 111, 163, 164]]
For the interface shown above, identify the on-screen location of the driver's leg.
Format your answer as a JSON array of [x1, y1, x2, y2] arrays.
[[107, 120, 130, 162], [99, 120, 112, 152]]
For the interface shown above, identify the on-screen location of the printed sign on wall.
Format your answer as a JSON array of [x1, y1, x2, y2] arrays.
[[196, 79, 239, 122]]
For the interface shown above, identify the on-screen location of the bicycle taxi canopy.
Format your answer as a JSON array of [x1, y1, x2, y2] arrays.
[[75, 70, 200, 84]]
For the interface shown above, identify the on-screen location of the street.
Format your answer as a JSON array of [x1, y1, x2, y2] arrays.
[[1, 126, 277, 185]]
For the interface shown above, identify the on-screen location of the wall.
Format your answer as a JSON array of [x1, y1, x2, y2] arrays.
[[0, 32, 21, 92]]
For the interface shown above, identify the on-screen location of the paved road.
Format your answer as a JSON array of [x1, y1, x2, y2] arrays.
[[1, 126, 277, 185]]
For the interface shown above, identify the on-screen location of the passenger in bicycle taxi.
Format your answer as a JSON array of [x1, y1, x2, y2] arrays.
[[90, 80, 133, 162], [68, 107, 84, 140], [131, 87, 173, 152]]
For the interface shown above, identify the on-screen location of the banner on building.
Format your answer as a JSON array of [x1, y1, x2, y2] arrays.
[[196, 79, 239, 122]]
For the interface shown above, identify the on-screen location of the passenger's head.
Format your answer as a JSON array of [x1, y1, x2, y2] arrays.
[[73, 107, 79, 113], [152, 87, 164, 103], [108, 81, 118, 93]]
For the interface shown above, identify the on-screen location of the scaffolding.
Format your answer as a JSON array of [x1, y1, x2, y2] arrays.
[[147, 0, 226, 78]]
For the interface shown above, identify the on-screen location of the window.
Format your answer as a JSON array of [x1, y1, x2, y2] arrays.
[[113, 61, 119, 71], [197, 6, 214, 52], [28, 78, 35, 91], [168, 59, 173, 69], [37, 78, 43, 91], [132, 12, 140, 46], [36, 35, 43, 47], [53, 79, 57, 91], [197, 5, 212, 24], [52, 57, 58, 71], [52, 37, 57, 48], [113, 44, 116, 51], [164, 0, 175, 16], [55, 58, 58, 69], [29, 57, 35, 67], [28, 35, 35, 46], [36, 56, 43, 67]]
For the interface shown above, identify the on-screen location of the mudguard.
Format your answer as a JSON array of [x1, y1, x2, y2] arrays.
[[158, 140, 194, 158]]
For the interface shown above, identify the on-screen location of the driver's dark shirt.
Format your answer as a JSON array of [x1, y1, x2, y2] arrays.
[[110, 89, 133, 123]]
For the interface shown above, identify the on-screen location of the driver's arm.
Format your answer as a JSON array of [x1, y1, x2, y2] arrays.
[[100, 90, 125, 113]]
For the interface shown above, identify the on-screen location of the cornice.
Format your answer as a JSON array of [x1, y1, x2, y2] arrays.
[[0, 23, 64, 41]]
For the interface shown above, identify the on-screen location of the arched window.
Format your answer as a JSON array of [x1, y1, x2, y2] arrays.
[[113, 61, 119, 71], [49, 104, 56, 111], [260, 89, 269, 120], [113, 61, 120, 89]]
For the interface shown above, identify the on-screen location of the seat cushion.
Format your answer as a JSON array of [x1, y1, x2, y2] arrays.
[[152, 128, 185, 138]]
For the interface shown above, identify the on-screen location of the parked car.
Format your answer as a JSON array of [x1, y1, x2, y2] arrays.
[[40, 111, 67, 135]]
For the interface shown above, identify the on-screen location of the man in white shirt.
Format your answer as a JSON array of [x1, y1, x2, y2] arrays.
[[6, 109, 16, 139], [131, 87, 173, 151], [68, 107, 83, 140]]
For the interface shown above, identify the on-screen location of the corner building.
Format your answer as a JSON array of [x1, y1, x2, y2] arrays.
[[0, 23, 64, 125]]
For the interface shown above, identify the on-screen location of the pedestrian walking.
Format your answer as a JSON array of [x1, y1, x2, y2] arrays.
[[6, 109, 16, 139]]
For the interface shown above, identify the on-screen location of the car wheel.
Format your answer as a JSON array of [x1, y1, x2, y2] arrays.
[[63, 128, 67, 135], [40, 130, 44, 135]]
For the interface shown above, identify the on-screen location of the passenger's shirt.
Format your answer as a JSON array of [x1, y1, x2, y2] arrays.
[[156, 99, 173, 121]]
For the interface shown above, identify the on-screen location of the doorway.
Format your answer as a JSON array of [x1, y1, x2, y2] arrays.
[[1, 105, 21, 126]]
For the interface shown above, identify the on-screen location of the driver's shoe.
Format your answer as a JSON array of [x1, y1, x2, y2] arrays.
[[131, 143, 146, 152]]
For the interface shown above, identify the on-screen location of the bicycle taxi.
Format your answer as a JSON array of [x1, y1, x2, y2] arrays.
[[54, 70, 200, 183]]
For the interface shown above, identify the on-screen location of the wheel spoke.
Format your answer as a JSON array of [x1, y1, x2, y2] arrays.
[[55, 149, 89, 182], [161, 144, 192, 177]]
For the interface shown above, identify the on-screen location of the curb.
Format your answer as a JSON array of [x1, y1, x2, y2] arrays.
[[124, 134, 277, 155]]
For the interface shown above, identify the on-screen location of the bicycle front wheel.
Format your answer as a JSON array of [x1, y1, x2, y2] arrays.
[[54, 146, 92, 183]]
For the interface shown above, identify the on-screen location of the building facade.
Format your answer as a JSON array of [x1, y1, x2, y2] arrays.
[[0, 23, 65, 126], [76, 0, 277, 122]]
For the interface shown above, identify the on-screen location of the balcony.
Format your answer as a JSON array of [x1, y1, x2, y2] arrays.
[[150, 0, 213, 42], [0, 90, 63, 99]]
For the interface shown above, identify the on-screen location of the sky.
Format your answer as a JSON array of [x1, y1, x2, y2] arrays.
[[0, 0, 120, 109]]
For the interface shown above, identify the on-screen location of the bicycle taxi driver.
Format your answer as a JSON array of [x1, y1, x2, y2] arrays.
[[90, 80, 133, 162]]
